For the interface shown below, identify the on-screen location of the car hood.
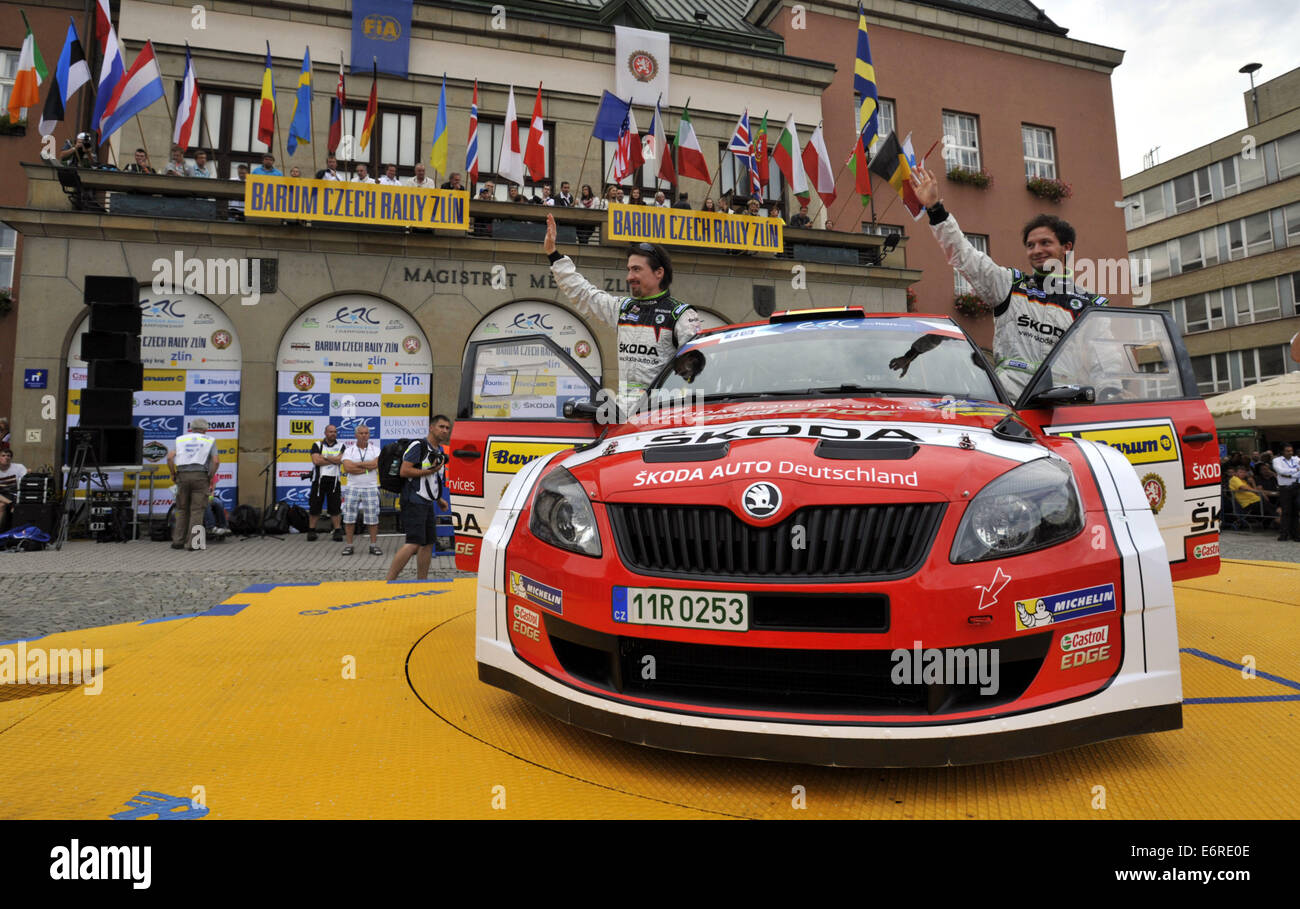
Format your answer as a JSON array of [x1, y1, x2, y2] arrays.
[[559, 398, 1051, 507]]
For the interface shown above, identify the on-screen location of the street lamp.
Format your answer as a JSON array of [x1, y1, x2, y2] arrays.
[[1240, 62, 1262, 125]]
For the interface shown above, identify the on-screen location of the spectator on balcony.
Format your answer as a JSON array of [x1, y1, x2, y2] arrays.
[[476, 180, 495, 200], [628, 186, 645, 205], [701, 197, 718, 213], [351, 163, 375, 184], [317, 155, 345, 181], [824, 218, 835, 231], [187, 149, 215, 178], [556, 181, 575, 207], [289, 165, 302, 178], [652, 191, 670, 207], [58, 132, 97, 168], [672, 193, 691, 209], [745, 198, 762, 217], [440, 172, 464, 191], [538, 183, 556, 206], [790, 203, 812, 228], [577, 184, 603, 210], [122, 148, 155, 174], [767, 201, 784, 221], [507, 185, 525, 203], [252, 153, 282, 176], [407, 162, 435, 188], [163, 145, 187, 176], [605, 184, 623, 205], [379, 163, 403, 186], [228, 164, 249, 219]]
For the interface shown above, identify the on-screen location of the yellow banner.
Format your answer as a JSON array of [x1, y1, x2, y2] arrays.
[[330, 373, 381, 393], [606, 202, 783, 253], [245, 175, 470, 230], [486, 440, 578, 475], [1055, 423, 1179, 465]]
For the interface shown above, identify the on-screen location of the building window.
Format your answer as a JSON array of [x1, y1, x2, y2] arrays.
[[1022, 125, 1056, 180], [1192, 352, 1231, 395], [1232, 278, 1281, 325], [1236, 150, 1267, 192], [1284, 202, 1300, 246], [1276, 131, 1300, 180], [336, 104, 419, 176], [942, 111, 980, 171], [955, 234, 988, 296], [1136, 242, 1170, 285], [1181, 291, 1225, 333], [177, 88, 267, 177], [1172, 165, 1213, 213], [1129, 185, 1166, 228], [862, 222, 904, 237], [0, 50, 19, 119], [0, 224, 15, 289], [480, 117, 553, 197], [1226, 211, 1276, 259], [1241, 345, 1287, 386], [1177, 229, 1218, 273], [601, 138, 675, 196], [717, 150, 785, 203], [854, 95, 896, 145]]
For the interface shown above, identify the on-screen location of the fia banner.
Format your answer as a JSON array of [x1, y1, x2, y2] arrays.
[[352, 0, 412, 77]]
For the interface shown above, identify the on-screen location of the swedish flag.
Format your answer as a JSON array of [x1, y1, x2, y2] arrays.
[[287, 47, 312, 156]]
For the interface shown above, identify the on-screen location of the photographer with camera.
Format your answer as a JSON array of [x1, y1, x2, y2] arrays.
[[58, 132, 98, 168], [385, 415, 452, 581]]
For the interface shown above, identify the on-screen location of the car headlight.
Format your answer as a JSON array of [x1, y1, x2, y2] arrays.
[[530, 466, 602, 557], [950, 457, 1083, 563]]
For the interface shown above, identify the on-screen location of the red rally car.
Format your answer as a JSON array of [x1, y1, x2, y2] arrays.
[[449, 306, 1221, 766]]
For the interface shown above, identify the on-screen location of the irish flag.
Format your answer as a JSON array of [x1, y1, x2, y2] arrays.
[[674, 102, 710, 183], [772, 114, 809, 203], [8, 14, 47, 121]]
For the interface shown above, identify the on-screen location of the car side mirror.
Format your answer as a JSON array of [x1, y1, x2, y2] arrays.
[[1023, 384, 1095, 408], [563, 399, 600, 421]]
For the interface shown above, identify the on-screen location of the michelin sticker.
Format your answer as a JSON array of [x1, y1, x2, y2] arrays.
[[509, 570, 563, 615], [1015, 583, 1116, 631]]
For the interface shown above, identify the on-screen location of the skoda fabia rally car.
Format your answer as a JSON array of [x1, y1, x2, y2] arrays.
[[450, 306, 1221, 766]]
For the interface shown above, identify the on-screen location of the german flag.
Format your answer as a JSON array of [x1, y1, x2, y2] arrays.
[[868, 131, 925, 220]]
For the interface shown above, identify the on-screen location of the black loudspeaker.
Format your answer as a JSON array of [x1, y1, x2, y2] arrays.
[[79, 388, 135, 426], [88, 302, 142, 334], [68, 426, 143, 465], [12, 503, 58, 535], [84, 275, 141, 305], [88, 360, 144, 390], [80, 330, 141, 361]]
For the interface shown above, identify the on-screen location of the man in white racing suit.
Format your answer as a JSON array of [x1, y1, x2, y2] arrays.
[[912, 165, 1110, 399], [544, 213, 703, 414]]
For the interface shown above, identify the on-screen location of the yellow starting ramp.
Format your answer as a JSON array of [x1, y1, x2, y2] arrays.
[[0, 560, 1296, 820]]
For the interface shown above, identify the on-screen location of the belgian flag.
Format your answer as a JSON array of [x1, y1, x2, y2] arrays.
[[868, 131, 925, 220]]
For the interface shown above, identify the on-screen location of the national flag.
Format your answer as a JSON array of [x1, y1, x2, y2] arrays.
[[496, 84, 524, 185], [430, 73, 449, 173], [592, 90, 630, 142], [466, 80, 479, 183], [755, 111, 769, 191], [727, 109, 760, 196], [98, 39, 164, 143], [771, 114, 808, 203], [90, 0, 124, 135], [359, 61, 377, 151], [854, 3, 880, 155], [522, 83, 546, 183], [7, 12, 48, 122], [868, 130, 925, 220], [172, 43, 200, 150], [647, 99, 675, 185], [327, 54, 345, 154], [845, 148, 871, 206], [286, 47, 312, 155], [39, 19, 90, 137], [673, 101, 709, 183], [257, 42, 275, 147], [801, 124, 836, 207], [613, 103, 643, 182]]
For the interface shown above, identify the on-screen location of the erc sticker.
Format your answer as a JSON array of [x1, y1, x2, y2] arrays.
[[1015, 583, 1116, 631], [508, 570, 563, 615]]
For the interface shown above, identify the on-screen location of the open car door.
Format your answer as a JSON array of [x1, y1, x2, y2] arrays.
[[1015, 307, 1221, 581], [450, 334, 602, 571]]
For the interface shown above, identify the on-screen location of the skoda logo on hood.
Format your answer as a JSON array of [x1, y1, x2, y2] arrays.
[[742, 482, 781, 519]]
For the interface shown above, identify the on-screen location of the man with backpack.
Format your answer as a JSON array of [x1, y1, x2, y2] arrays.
[[386, 415, 452, 581]]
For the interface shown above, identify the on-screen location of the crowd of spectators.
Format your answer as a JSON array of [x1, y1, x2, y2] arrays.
[[1222, 446, 1300, 539]]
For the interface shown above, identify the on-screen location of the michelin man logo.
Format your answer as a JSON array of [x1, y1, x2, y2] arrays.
[[1017, 598, 1053, 628]]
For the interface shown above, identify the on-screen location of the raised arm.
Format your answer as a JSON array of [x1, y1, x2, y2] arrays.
[[546, 213, 622, 326], [912, 165, 1013, 311]]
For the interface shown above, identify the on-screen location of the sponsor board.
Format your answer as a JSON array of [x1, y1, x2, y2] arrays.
[[1015, 583, 1116, 631], [278, 392, 330, 416], [274, 297, 433, 373], [69, 294, 243, 371], [486, 440, 577, 474], [382, 372, 430, 394], [1051, 422, 1178, 466], [184, 391, 241, 415], [331, 373, 381, 392], [508, 570, 563, 615], [381, 395, 431, 416], [141, 370, 188, 390]]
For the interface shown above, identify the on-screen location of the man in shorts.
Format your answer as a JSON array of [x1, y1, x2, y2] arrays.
[[307, 423, 345, 541], [340, 424, 382, 556], [386, 415, 452, 581]]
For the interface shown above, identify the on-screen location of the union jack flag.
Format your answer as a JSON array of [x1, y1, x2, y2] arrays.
[[727, 109, 760, 196]]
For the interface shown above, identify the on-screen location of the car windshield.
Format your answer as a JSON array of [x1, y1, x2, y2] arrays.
[[647, 316, 1001, 407]]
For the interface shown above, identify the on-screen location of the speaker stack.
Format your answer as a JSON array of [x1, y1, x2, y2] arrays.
[[77, 275, 143, 465]]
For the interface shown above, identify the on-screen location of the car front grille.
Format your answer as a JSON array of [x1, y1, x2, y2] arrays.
[[543, 615, 1048, 717], [607, 503, 945, 581]]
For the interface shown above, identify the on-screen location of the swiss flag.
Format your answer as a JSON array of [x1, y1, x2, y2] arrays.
[[522, 83, 547, 183]]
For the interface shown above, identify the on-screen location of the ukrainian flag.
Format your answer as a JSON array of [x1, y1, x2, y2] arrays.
[[287, 47, 312, 156], [429, 73, 449, 174]]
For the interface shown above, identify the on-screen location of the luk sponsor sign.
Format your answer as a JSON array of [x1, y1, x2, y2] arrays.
[[606, 203, 782, 254], [246, 176, 467, 231]]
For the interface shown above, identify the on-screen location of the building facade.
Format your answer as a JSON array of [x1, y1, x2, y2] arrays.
[[1121, 66, 1300, 399]]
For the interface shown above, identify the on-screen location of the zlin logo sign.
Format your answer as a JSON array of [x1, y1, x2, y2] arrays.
[[329, 306, 380, 326]]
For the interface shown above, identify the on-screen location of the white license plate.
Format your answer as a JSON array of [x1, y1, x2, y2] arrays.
[[613, 587, 749, 632]]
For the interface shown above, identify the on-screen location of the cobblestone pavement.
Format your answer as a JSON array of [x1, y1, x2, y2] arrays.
[[1, 530, 1294, 644], [0, 533, 471, 642]]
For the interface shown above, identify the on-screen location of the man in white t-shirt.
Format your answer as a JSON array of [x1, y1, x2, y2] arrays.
[[340, 424, 382, 556], [0, 448, 27, 529], [167, 418, 219, 551]]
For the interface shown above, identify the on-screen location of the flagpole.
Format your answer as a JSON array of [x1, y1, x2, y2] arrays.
[[575, 133, 594, 202]]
